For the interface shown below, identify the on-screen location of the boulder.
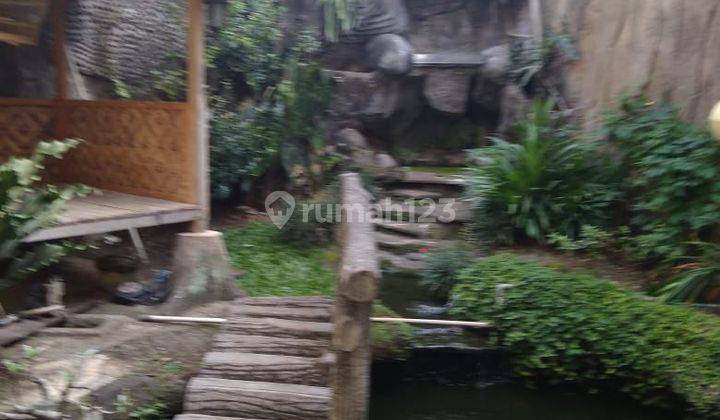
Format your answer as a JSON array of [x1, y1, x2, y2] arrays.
[[480, 44, 511, 83], [374, 153, 399, 169], [497, 84, 531, 135], [342, 0, 410, 42], [334, 128, 368, 151], [424, 70, 472, 115], [366, 34, 413, 75]]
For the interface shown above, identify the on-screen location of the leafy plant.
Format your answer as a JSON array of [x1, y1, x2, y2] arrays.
[[370, 302, 415, 360], [208, 0, 332, 199], [511, 28, 579, 87], [604, 95, 720, 266], [314, 0, 363, 41], [547, 225, 631, 255], [466, 100, 621, 244], [419, 243, 477, 298], [0, 140, 90, 288], [450, 255, 720, 416], [660, 242, 720, 304]]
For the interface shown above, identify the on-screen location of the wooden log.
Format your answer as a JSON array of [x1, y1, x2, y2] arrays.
[[184, 377, 330, 420], [213, 334, 329, 358], [236, 296, 334, 308], [199, 352, 327, 386], [228, 305, 332, 323], [225, 318, 333, 341], [371, 318, 492, 329], [331, 173, 380, 420], [174, 415, 258, 420]]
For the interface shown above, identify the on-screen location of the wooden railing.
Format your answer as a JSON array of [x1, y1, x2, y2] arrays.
[[0, 99, 196, 204], [331, 172, 381, 420]]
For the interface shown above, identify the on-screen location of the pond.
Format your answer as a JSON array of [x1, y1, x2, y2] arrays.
[[373, 271, 679, 420]]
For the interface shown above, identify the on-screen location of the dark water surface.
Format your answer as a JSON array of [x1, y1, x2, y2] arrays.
[[370, 382, 677, 420], [373, 271, 679, 420]]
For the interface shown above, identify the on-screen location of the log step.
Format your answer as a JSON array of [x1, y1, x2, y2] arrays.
[[185, 377, 330, 420], [175, 415, 259, 420], [199, 352, 326, 386], [225, 317, 333, 340], [213, 334, 329, 358], [236, 296, 333, 309], [228, 304, 332, 323]]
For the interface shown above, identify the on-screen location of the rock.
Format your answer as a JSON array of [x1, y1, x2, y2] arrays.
[[342, 0, 410, 42], [366, 34, 413, 75], [374, 153, 399, 169], [424, 70, 472, 115], [497, 84, 531, 135], [480, 44, 511, 83], [334, 128, 368, 151]]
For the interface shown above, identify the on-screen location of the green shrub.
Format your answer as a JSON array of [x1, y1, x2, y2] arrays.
[[604, 95, 720, 265], [208, 0, 332, 199], [224, 222, 335, 296], [0, 140, 90, 288], [660, 242, 720, 304], [466, 100, 621, 244], [450, 255, 720, 415], [370, 302, 416, 360], [419, 243, 477, 298]]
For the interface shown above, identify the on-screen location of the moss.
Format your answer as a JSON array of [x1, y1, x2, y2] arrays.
[[371, 302, 416, 360]]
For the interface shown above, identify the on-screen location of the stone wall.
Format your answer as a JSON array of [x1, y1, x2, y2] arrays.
[[544, 0, 720, 127], [65, 0, 186, 95]]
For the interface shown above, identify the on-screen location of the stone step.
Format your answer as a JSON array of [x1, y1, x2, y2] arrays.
[[374, 220, 435, 238], [184, 377, 330, 420], [225, 317, 333, 341], [213, 334, 329, 358], [228, 304, 332, 323], [384, 188, 444, 201], [376, 231, 448, 254], [175, 415, 259, 420], [376, 199, 472, 223], [403, 171, 466, 187], [199, 352, 327, 386], [379, 251, 430, 272]]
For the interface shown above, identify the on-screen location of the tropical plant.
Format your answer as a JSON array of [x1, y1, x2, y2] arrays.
[[466, 100, 621, 244], [510, 28, 578, 87], [450, 255, 720, 416], [419, 243, 477, 298], [604, 95, 720, 266], [314, 0, 363, 41], [0, 140, 90, 288], [660, 242, 720, 304]]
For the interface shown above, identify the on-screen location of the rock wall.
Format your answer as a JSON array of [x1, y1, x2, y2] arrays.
[[544, 0, 720, 127]]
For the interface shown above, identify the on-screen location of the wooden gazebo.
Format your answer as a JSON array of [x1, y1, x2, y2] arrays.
[[0, 0, 209, 248]]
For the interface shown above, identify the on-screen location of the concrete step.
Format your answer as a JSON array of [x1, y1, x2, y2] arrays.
[[199, 352, 328, 386], [384, 188, 444, 201], [403, 171, 466, 187], [375, 232, 442, 253], [374, 220, 435, 238], [379, 251, 430, 272], [376, 199, 472, 224], [184, 377, 330, 419]]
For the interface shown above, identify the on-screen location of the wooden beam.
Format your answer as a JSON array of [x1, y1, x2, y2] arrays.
[[51, 0, 67, 100], [187, 0, 209, 231]]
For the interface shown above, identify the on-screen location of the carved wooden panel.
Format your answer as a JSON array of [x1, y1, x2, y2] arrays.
[[53, 100, 196, 204], [0, 100, 52, 162]]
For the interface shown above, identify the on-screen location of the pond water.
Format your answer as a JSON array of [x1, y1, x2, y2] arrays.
[[370, 382, 677, 420], [373, 271, 679, 420]]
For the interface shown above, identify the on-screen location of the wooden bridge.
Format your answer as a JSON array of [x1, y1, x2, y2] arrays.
[[173, 173, 380, 420]]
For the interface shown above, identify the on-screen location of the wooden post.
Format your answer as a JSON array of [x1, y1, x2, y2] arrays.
[[51, 0, 68, 138], [187, 0, 209, 231], [529, 0, 544, 43], [331, 173, 380, 420], [52, 0, 68, 101]]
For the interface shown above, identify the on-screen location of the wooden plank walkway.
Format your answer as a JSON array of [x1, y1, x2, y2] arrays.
[[24, 189, 202, 242], [174, 296, 335, 420]]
